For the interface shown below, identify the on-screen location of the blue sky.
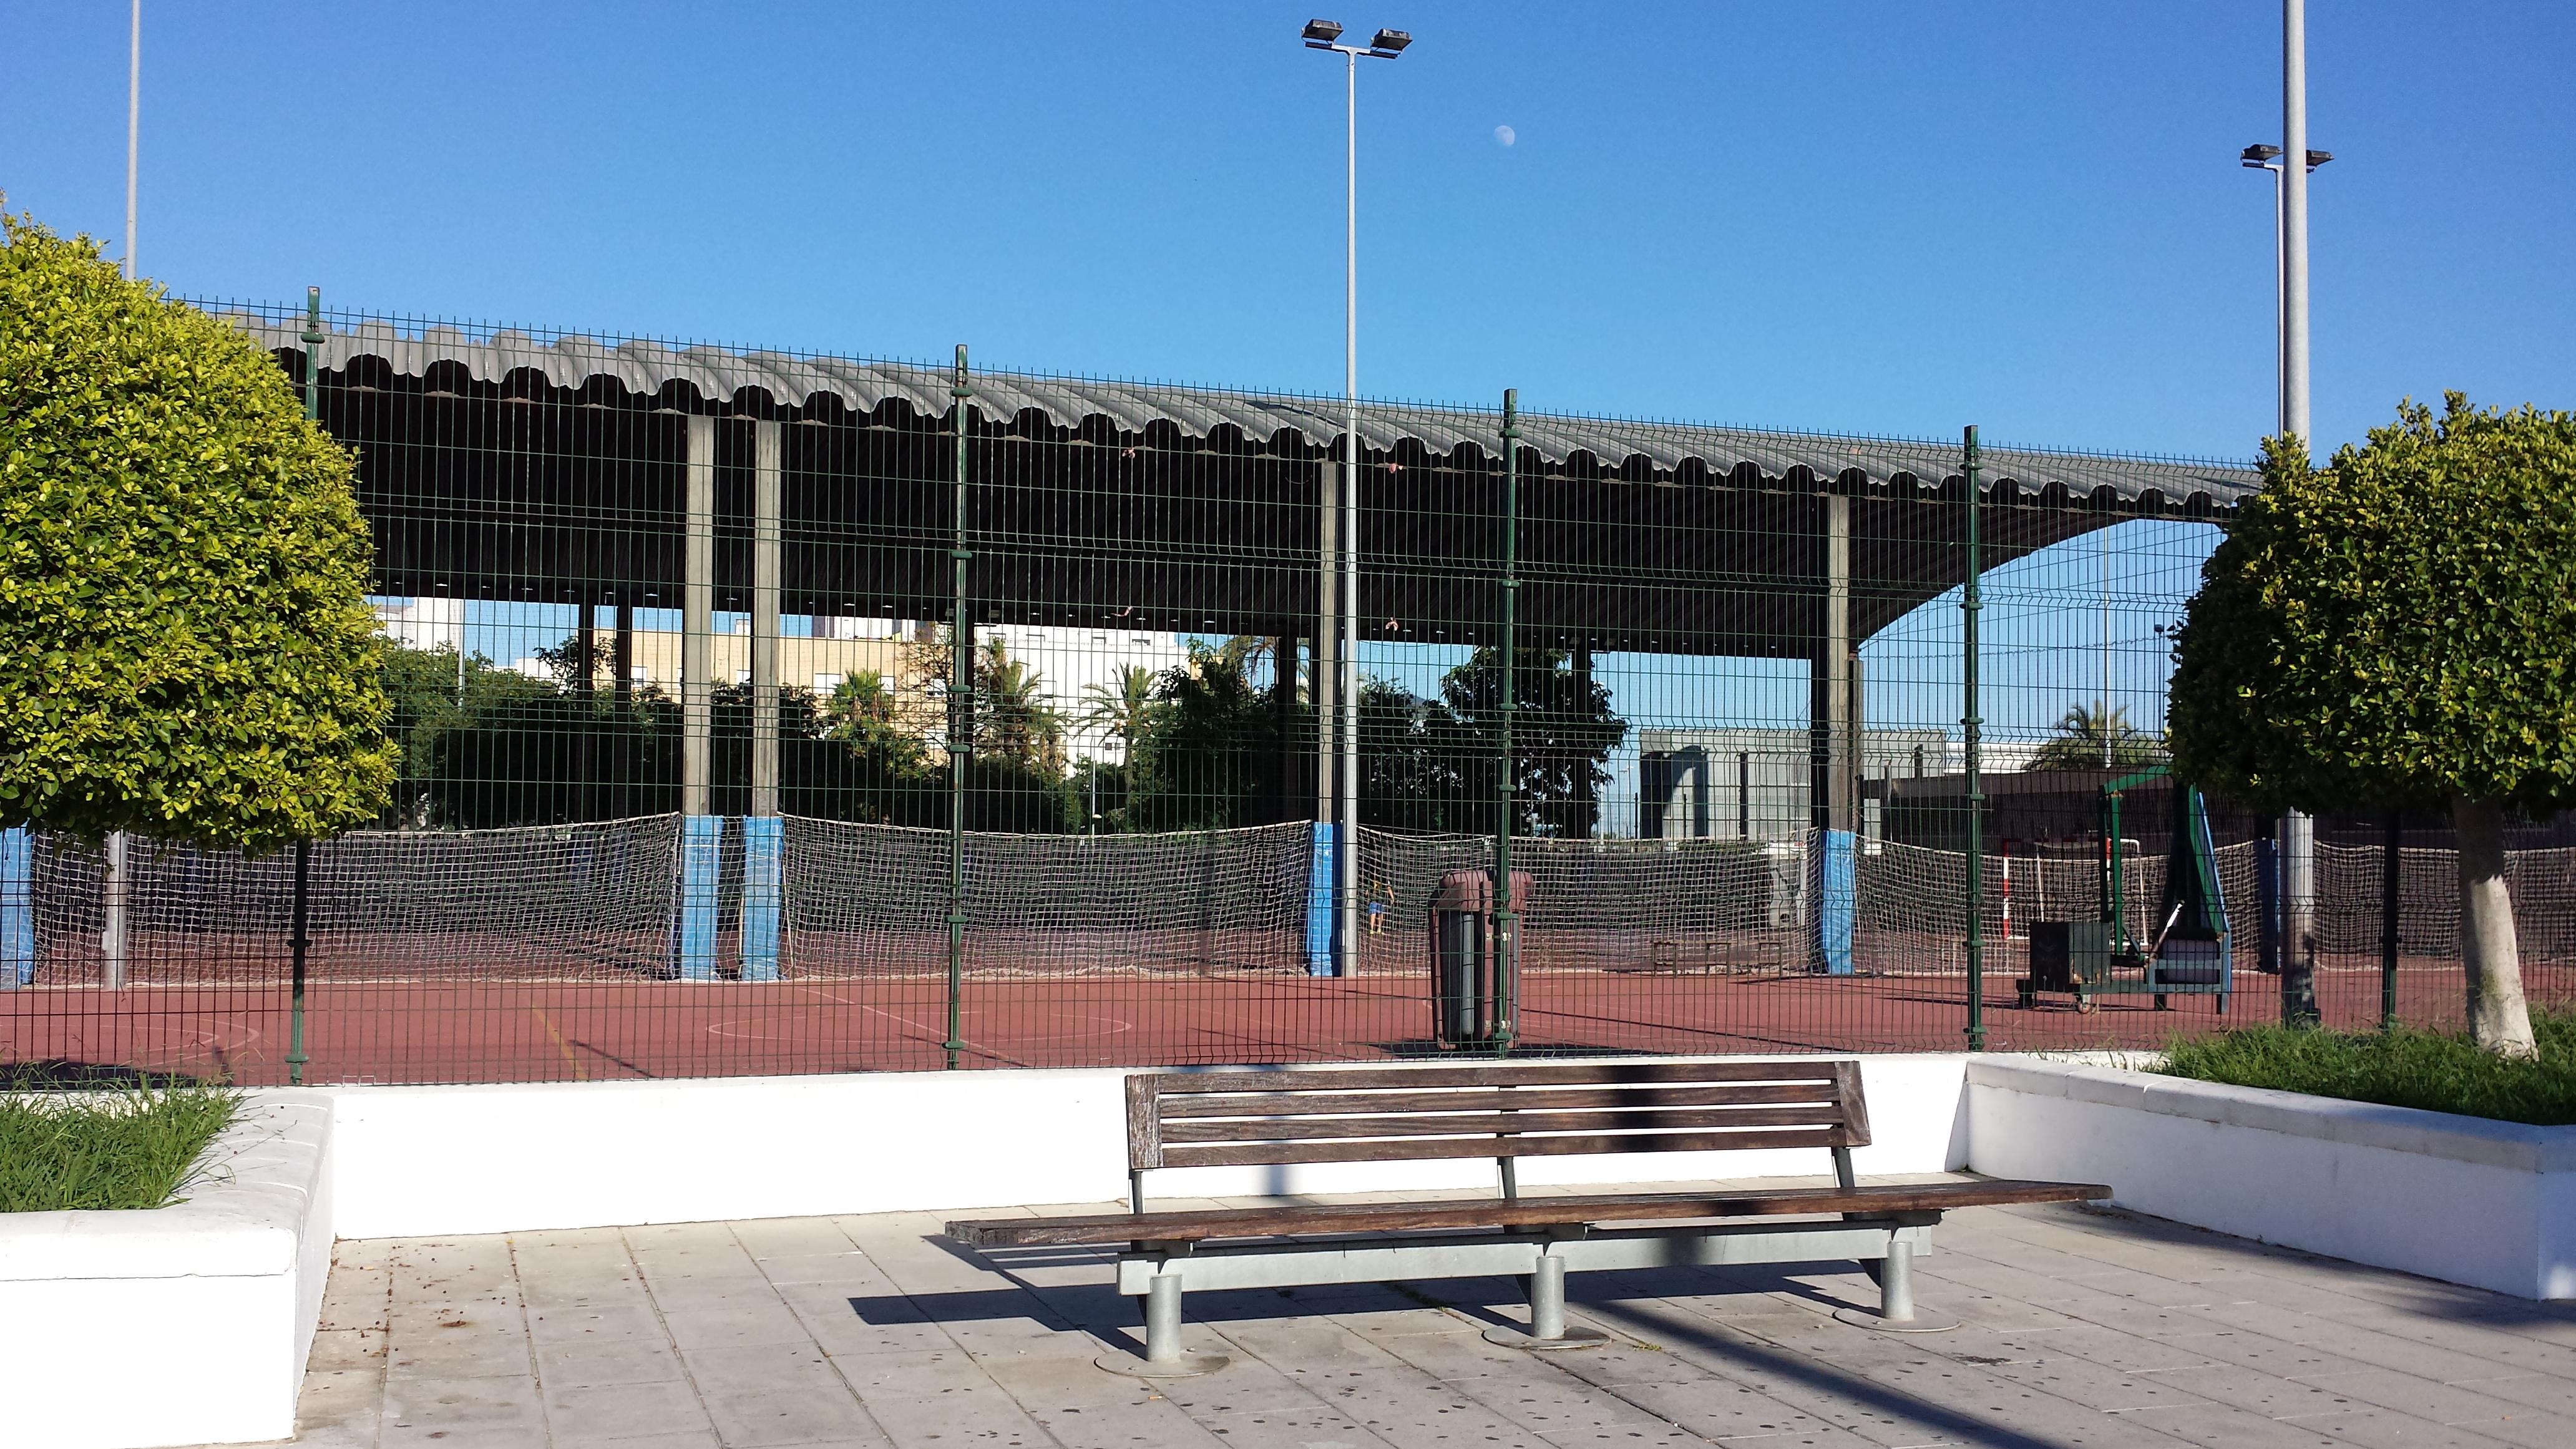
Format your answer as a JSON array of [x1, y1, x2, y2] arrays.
[[7, 2, 2570, 462]]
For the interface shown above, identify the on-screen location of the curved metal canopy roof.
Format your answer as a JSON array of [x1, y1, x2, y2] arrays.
[[228, 315, 2260, 510]]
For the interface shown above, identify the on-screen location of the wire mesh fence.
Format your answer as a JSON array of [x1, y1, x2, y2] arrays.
[[4, 299, 2569, 1083], [9, 817, 2574, 1083]]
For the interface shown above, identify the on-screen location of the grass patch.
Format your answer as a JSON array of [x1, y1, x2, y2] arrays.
[[2159, 1007, 2576, 1126], [0, 1077, 243, 1211]]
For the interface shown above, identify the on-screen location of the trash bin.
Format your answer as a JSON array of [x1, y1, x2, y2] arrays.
[[1429, 867, 1534, 1048]]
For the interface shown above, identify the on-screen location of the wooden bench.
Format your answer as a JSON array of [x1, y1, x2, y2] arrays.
[[947, 1060, 2108, 1374]]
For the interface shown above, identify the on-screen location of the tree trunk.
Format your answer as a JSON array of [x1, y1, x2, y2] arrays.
[[2452, 796, 2537, 1058]]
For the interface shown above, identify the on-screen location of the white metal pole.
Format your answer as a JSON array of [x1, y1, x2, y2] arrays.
[[2282, 0, 2311, 446], [2279, 0, 2317, 1015], [1337, 46, 1361, 974], [109, 0, 138, 992], [125, 0, 139, 279], [2270, 163, 2286, 434]]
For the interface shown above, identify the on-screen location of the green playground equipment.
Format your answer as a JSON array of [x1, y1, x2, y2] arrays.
[[2018, 765, 2233, 1014]]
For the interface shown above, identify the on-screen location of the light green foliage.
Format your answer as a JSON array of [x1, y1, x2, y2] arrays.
[[2169, 396, 2576, 816], [0, 1077, 243, 1212], [0, 215, 394, 850]]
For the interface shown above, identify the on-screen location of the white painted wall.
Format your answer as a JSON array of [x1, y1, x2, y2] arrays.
[[324, 1055, 1969, 1237], [0, 1093, 333, 1449], [328, 1068, 1131, 1238], [1967, 1056, 2576, 1300]]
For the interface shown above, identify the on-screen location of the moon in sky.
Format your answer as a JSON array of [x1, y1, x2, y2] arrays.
[[1493, 124, 1516, 147]]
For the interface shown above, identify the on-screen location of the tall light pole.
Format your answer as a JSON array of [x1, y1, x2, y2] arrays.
[[1303, 18, 1409, 974], [2256, 0, 2327, 1026], [105, 1, 144, 993], [2239, 143, 2331, 438], [125, 0, 140, 280]]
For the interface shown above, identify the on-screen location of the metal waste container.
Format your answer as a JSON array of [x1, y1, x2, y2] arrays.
[[1429, 867, 1534, 1048]]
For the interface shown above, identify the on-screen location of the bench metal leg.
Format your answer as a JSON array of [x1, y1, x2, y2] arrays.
[[1530, 1254, 1566, 1340], [1095, 1272, 1231, 1377], [1880, 1239, 1915, 1322], [1833, 1236, 1958, 1334], [1146, 1272, 1186, 1362], [1483, 1250, 1608, 1350]]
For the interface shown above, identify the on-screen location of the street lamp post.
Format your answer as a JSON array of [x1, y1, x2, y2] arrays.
[[1302, 19, 1409, 975], [2238, 144, 2331, 439], [2248, 0, 2331, 1028]]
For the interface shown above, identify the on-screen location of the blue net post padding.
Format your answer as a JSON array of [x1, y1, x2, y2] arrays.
[[675, 814, 724, 982], [739, 815, 783, 982], [1815, 829, 1856, 976], [1305, 822, 1339, 977], [0, 826, 29, 988]]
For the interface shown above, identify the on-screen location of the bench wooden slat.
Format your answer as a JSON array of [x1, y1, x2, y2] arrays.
[[1156, 1082, 1839, 1120], [947, 1179, 2112, 1248], [1144, 1061, 1843, 1096], [1831, 1061, 1872, 1150], [1160, 1104, 1847, 1144], [1162, 1125, 1840, 1169]]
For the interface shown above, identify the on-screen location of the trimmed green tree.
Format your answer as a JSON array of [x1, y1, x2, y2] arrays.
[[0, 215, 393, 851], [2168, 396, 2576, 1056]]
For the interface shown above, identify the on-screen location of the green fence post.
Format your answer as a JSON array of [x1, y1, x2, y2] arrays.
[[2381, 809, 2401, 1029], [945, 346, 972, 1070], [1962, 425, 1986, 1053], [1492, 389, 1521, 1053], [288, 287, 324, 1086]]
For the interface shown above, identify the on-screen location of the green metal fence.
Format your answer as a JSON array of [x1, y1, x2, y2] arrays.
[[2, 299, 2567, 1085]]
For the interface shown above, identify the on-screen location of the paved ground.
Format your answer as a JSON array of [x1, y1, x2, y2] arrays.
[[250, 1179, 2576, 1449]]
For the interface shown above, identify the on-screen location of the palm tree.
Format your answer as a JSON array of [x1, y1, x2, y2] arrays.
[[824, 670, 897, 731], [975, 638, 1067, 771], [2029, 703, 2167, 771], [1081, 663, 1161, 763]]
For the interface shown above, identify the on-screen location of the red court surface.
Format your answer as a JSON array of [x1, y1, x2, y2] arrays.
[[4, 965, 2539, 1086]]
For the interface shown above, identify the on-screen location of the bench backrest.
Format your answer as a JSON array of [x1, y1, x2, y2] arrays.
[[1125, 1060, 1869, 1202]]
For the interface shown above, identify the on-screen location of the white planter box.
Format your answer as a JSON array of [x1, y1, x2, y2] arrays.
[[0, 1091, 334, 1449], [1967, 1056, 2576, 1300]]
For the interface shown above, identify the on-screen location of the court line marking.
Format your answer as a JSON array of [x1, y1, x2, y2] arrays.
[[528, 1008, 592, 1081]]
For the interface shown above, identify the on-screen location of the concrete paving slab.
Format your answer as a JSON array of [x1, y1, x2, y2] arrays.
[[220, 1182, 2576, 1449], [538, 1379, 714, 1445]]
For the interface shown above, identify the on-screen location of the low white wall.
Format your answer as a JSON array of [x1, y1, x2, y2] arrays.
[[327, 1054, 1971, 1238], [329, 1068, 1129, 1237], [1968, 1056, 2576, 1300], [0, 1092, 334, 1449]]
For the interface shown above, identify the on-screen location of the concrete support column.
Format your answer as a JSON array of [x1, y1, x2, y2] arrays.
[[742, 420, 785, 983], [612, 601, 633, 710], [1569, 639, 1595, 839], [676, 414, 721, 982], [573, 595, 597, 822], [1272, 629, 1299, 824], [681, 415, 716, 817], [1810, 493, 1855, 832], [1309, 453, 1342, 976], [750, 421, 783, 818]]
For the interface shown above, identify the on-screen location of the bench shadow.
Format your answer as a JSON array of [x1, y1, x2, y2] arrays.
[[1574, 1292, 2094, 1449], [896, 1235, 1892, 1347], [856, 1257, 2108, 1449]]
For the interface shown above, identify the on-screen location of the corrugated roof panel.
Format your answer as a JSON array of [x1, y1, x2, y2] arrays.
[[228, 311, 2259, 507]]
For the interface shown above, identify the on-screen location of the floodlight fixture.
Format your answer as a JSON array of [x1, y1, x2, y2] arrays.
[[1370, 28, 1411, 53], [2240, 144, 2283, 167], [1303, 19, 1343, 42], [2304, 149, 2331, 170]]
